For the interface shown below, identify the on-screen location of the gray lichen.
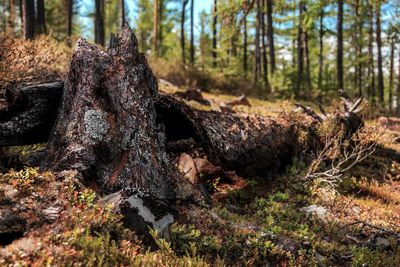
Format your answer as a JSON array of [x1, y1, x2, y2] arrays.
[[84, 109, 109, 142]]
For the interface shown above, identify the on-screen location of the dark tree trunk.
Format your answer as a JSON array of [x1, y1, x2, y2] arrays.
[[318, 7, 324, 90], [22, 0, 34, 40], [95, 0, 105, 46], [212, 0, 218, 67], [354, 0, 363, 96], [190, 0, 194, 65], [119, 0, 125, 29], [266, 0, 275, 74], [181, 0, 188, 64], [253, 0, 261, 83], [367, 2, 375, 101], [296, 1, 304, 93], [337, 0, 344, 91], [36, 0, 45, 34], [19, 0, 23, 28], [243, 16, 247, 72], [261, 0, 269, 90], [389, 38, 395, 112], [66, 0, 73, 39], [304, 28, 311, 90], [376, 0, 384, 105]]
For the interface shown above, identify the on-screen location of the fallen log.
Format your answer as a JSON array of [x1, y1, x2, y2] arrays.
[[0, 25, 368, 245], [0, 28, 365, 181], [0, 82, 62, 146]]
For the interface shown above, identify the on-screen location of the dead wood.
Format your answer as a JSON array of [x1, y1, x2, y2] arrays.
[[174, 88, 210, 105]]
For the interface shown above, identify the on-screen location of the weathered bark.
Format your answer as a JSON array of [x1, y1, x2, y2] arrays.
[[95, 0, 105, 46], [0, 28, 365, 183], [22, 0, 34, 40], [337, 0, 344, 91], [44, 28, 178, 201], [36, 0, 45, 34], [0, 82, 62, 146], [0, 83, 364, 180]]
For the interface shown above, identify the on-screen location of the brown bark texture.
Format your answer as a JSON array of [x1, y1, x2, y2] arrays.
[[44, 27, 199, 202]]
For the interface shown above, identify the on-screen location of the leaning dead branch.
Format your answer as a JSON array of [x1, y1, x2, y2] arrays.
[[348, 220, 400, 238]]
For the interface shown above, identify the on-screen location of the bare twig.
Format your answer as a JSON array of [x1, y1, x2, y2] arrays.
[[348, 220, 400, 238]]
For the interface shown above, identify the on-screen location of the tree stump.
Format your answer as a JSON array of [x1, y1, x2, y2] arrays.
[[45, 26, 197, 202]]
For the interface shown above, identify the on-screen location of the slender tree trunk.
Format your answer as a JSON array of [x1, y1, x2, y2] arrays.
[[19, 0, 23, 28], [266, 0, 275, 74], [261, 0, 268, 89], [22, 0, 34, 40], [158, 0, 163, 56], [7, 0, 15, 33], [243, 16, 247, 72], [212, 0, 218, 67], [296, 1, 304, 93], [181, 0, 188, 64], [367, 2, 375, 101], [66, 0, 73, 39], [318, 8, 324, 90], [153, 0, 158, 57], [304, 30, 311, 90], [389, 38, 395, 112], [190, 0, 194, 65], [119, 0, 125, 29], [337, 0, 344, 91], [94, 0, 105, 46], [376, 0, 384, 105], [36, 0, 45, 34], [253, 0, 261, 83], [357, 0, 364, 96]]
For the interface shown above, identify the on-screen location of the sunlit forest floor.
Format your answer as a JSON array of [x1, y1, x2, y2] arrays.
[[1, 34, 400, 266]]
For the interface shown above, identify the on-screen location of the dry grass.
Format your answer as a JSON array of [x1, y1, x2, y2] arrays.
[[0, 33, 71, 90]]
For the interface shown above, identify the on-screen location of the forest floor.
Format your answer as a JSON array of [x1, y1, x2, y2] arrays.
[[0, 79, 399, 266]]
